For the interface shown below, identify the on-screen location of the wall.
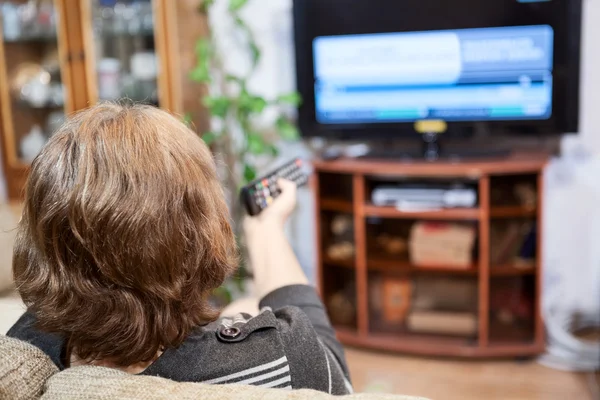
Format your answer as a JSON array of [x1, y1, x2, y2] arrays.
[[578, 0, 600, 153]]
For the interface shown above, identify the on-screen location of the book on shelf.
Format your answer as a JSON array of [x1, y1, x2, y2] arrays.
[[407, 311, 477, 336]]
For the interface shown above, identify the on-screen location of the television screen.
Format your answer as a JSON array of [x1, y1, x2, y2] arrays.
[[293, 0, 582, 138], [314, 26, 554, 124]]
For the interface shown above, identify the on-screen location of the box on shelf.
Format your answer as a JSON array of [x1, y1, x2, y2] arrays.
[[381, 277, 411, 324], [409, 222, 476, 268]]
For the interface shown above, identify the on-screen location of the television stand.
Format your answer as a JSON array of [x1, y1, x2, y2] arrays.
[[362, 133, 511, 161], [312, 152, 549, 357]]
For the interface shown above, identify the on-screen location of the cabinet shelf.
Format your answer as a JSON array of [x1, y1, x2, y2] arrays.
[[368, 257, 477, 275], [320, 198, 353, 213], [490, 206, 536, 218], [490, 264, 536, 276], [364, 204, 480, 220]]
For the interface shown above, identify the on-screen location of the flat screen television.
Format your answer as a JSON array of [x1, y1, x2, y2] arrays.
[[293, 0, 582, 140]]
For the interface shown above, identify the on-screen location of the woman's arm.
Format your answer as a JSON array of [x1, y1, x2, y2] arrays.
[[244, 179, 352, 393], [244, 179, 308, 299]]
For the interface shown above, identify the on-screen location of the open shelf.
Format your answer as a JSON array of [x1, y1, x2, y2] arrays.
[[323, 255, 355, 269], [490, 206, 537, 218], [368, 257, 477, 275], [364, 204, 481, 220], [489, 319, 535, 344], [320, 198, 354, 213]]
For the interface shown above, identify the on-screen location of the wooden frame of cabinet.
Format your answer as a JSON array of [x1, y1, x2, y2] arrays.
[[313, 153, 548, 358], [0, 0, 199, 200]]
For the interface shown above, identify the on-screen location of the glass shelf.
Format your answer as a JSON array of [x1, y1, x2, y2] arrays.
[[4, 34, 58, 44], [1, 1, 66, 165]]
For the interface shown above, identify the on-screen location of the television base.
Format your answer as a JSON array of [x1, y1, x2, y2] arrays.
[[361, 133, 511, 161]]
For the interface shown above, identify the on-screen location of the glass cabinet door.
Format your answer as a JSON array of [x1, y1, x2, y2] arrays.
[[87, 0, 161, 106], [0, 0, 68, 167]]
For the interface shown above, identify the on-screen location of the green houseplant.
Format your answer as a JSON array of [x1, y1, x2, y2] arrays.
[[189, 0, 302, 302]]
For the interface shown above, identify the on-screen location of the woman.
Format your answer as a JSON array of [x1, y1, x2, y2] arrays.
[[8, 103, 352, 394]]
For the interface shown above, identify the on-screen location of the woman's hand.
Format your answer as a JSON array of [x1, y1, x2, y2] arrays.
[[243, 179, 297, 234]]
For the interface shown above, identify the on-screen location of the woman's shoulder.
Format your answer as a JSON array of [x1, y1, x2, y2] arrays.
[[143, 307, 293, 387], [146, 306, 350, 394]]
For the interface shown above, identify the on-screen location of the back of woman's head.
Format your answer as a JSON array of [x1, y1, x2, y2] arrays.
[[13, 103, 237, 366]]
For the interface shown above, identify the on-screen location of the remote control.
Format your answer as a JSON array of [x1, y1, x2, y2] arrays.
[[241, 158, 309, 216]]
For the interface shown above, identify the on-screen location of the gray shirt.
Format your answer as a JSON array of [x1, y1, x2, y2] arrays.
[[8, 285, 353, 395]]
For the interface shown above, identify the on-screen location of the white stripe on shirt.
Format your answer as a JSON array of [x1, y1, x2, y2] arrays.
[[234, 365, 290, 386], [202, 356, 288, 384], [258, 375, 292, 388]]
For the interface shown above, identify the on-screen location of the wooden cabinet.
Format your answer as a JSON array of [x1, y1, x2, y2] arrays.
[[0, 0, 189, 199], [313, 153, 548, 358]]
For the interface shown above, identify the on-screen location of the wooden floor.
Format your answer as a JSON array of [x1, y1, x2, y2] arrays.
[[346, 347, 598, 400]]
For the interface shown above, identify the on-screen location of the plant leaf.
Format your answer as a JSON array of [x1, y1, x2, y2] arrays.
[[249, 97, 266, 113], [183, 113, 193, 127], [276, 117, 300, 140], [238, 90, 266, 114], [276, 92, 302, 107], [201, 131, 218, 145], [225, 74, 242, 83], [198, 0, 215, 14], [243, 164, 257, 183], [229, 0, 248, 11], [212, 286, 232, 306], [203, 96, 230, 118], [247, 132, 266, 155], [267, 143, 280, 157], [249, 42, 260, 67], [189, 64, 211, 83], [195, 38, 212, 58]]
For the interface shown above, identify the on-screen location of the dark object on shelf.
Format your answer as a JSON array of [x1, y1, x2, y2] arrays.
[[413, 277, 478, 313], [331, 214, 353, 238], [327, 290, 356, 327], [491, 178, 538, 209], [490, 221, 534, 265], [375, 233, 407, 256], [518, 225, 537, 260], [514, 183, 537, 210], [490, 278, 534, 326], [326, 214, 355, 260], [407, 311, 477, 336]]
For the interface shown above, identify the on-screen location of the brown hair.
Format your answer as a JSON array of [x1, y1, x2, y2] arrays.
[[13, 103, 237, 366]]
